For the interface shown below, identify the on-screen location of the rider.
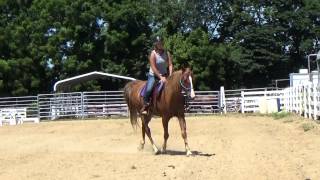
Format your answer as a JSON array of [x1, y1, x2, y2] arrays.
[[141, 36, 173, 114]]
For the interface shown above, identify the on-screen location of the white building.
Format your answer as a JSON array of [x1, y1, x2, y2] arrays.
[[289, 69, 319, 86]]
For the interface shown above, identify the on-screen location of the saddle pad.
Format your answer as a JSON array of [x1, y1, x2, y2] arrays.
[[140, 81, 164, 97]]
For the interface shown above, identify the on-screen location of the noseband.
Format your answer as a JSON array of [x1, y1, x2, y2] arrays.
[[179, 78, 192, 91], [179, 74, 193, 111]]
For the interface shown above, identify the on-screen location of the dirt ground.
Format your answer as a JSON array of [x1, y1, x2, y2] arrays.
[[0, 114, 320, 180]]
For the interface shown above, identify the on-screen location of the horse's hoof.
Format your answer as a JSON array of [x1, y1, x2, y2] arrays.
[[161, 149, 167, 154], [137, 144, 144, 151], [186, 150, 193, 156], [154, 149, 161, 155], [152, 145, 160, 155]]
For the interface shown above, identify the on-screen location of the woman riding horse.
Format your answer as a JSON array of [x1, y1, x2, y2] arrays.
[[124, 42, 196, 155], [141, 36, 173, 114]]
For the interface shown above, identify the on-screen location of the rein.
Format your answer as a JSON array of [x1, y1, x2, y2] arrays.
[[179, 76, 192, 111]]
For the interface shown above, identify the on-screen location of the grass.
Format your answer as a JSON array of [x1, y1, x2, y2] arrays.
[[270, 111, 291, 120], [301, 123, 315, 132]]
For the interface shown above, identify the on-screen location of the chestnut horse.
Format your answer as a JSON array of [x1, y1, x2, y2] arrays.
[[124, 67, 195, 156]]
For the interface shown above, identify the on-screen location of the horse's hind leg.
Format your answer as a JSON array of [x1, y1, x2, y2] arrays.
[[128, 108, 145, 151], [178, 116, 192, 156], [138, 123, 146, 151], [142, 114, 160, 155], [161, 116, 170, 154]]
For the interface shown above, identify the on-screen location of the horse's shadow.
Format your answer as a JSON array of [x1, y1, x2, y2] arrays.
[[163, 150, 215, 157]]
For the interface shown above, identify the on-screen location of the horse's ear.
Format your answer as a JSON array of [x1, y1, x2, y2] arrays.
[[181, 62, 190, 72]]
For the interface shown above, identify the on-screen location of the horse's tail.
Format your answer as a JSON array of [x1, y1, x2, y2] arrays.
[[124, 82, 139, 130]]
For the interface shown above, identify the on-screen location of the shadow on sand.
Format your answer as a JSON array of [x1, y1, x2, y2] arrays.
[[163, 150, 215, 157]]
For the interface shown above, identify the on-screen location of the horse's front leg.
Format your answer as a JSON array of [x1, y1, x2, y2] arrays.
[[178, 116, 192, 156]]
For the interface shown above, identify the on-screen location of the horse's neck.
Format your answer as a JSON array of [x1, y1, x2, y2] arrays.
[[165, 71, 183, 95]]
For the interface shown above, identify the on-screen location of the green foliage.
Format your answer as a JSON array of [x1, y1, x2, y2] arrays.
[[270, 111, 291, 120], [301, 123, 315, 132], [0, 0, 319, 95]]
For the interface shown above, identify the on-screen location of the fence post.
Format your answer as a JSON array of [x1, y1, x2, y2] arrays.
[[293, 86, 295, 113], [314, 85, 318, 120], [37, 95, 40, 122], [289, 87, 292, 112], [303, 85, 307, 118], [295, 86, 300, 114], [287, 88, 290, 112], [81, 92, 84, 119], [241, 91, 244, 114], [219, 86, 226, 114], [127, 107, 129, 117], [298, 86, 303, 116], [308, 84, 312, 119], [283, 89, 287, 112], [285, 88, 288, 112], [294, 87, 299, 114]]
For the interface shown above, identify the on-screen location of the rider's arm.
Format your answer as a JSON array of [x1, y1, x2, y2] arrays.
[[149, 51, 162, 79], [167, 51, 173, 76]]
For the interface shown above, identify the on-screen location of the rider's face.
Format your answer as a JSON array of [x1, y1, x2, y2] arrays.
[[155, 41, 164, 51]]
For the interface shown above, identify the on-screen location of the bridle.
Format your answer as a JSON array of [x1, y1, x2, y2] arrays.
[[179, 71, 195, 111], [179, 78, 192, 91]]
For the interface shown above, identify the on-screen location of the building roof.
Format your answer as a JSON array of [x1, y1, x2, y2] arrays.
[[53, 71, 136, 92]]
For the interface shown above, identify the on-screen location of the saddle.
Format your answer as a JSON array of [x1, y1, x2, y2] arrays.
[[140, 81, 165, 104]]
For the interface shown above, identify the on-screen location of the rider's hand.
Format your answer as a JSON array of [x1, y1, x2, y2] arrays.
[[160, 76, 167, 83]]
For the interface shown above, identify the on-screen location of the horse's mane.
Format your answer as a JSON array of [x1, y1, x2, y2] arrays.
[[165, 70, 184, 93], [167, 70, 182, 82]]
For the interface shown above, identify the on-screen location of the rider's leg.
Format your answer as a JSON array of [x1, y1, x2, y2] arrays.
[[141, 74, 155, 113]]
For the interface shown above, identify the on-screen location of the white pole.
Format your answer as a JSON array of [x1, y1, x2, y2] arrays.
[[219, 86, 227, 114], [295, 86, 299, 113], [284, 88, 288, 112], [293, 86, 296, 113], [290, 86, 293, 113], [308, 84, 312, 119], [0, 111, 2, 126], [314, 85, 318, 120], [241, 91, 245, 114], [304, 85, 307, 118], [297, 86, 300, 113]]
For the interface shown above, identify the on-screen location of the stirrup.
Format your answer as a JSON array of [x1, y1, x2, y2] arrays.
[[140, 103, 149, 114]]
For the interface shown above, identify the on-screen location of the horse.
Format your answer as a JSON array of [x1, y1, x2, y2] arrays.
[[123, 67, 196, 156]]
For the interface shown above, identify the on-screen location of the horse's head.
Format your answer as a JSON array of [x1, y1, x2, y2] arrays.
[[179, 66, 196, 100]]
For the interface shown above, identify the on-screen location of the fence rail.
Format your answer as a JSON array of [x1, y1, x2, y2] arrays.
[[187, 91, 220, 114], [0, 96, 39, 125], [283, 83, 319, 120], [0, 87, 292, 125]]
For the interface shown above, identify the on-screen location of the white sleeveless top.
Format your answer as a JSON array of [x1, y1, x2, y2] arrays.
[[149, 50, 168, 76]]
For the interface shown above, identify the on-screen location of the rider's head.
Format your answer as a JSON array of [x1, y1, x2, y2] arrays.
[[153, 36, 164, 51]]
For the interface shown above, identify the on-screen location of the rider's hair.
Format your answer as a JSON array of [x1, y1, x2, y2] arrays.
[[153, 36, 163, 51]]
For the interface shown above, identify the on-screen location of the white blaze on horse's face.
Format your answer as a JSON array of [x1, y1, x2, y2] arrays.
[[189, 75, 196, 99]]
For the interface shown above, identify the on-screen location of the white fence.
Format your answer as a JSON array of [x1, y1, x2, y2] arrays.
[[0, 96, 39, 125], [38, 92, 83, 119], [0, 87, 292, 125], [241, 90, 284, 113], [224, 87, 283, 113], [38, 91, 128, 120], [283, 83, 319, 120], [187, 91, 220, 114]]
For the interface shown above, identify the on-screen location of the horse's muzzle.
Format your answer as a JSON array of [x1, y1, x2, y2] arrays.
[[190, 89, 196, 100]]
